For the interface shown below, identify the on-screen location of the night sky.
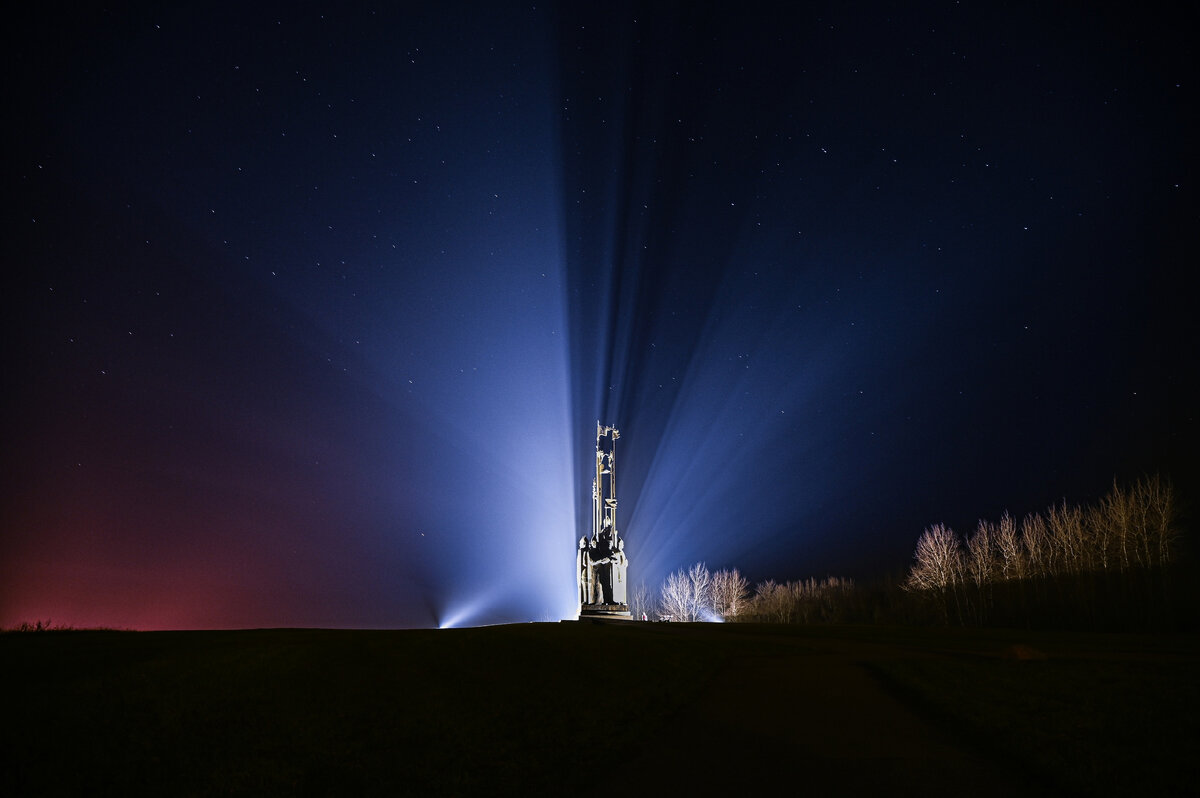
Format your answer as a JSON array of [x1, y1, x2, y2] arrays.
[[5, 3, 1194, 629]]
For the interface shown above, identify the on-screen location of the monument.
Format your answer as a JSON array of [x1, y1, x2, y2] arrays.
[[577, 421, 631, 618]]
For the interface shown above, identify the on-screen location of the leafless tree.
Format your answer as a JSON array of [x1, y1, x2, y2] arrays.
[[906, 523, 962, 591], [741, 576, 858, 624], [710, 568, 750, 619], [750, 580, 791, 622], [1047, 500, 1086, 574], [1115, 474, 1178, 569], [963, 520, 999, 623], [995, 512, 1024, 581], [658, 563, 714, 622], [1085, 480, 1130, 572], [687, 562, 714, 620], [1128, 479, 1154, 569], [1135, 474, 1178, 568], [1020, 511, 1049, 578], [966, 520, 997, 587], [659, 569, 691, 621], [629, 580, 653, 621], [905, 523, 963, 623]]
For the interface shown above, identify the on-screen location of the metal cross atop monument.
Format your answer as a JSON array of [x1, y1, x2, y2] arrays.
[[577, 421, 631, 618]]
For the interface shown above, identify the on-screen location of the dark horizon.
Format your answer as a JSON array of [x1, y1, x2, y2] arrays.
[[4, 2, 1194, 630]]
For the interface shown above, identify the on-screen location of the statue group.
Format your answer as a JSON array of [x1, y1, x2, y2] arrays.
[[578, 525, 628, 606], [578, 423, 631, 616]]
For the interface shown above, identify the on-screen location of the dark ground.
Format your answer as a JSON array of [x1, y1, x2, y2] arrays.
[[2, 623, 1196, 796]]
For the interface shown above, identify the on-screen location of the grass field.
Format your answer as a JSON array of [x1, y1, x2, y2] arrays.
[[2, 622, 1196, 796]]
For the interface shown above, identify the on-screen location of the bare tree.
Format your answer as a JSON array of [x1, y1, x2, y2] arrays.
[[1136, 474, 1178, 568], [710, 568, 750, 619], [963, 520, 998, 623], [1020, 512, 1049, 578], [687, 562, 713, 620], [1089, 479, 1129, 570], [629, 580, 653, 621], [1047, 500, 1086, 575], [905, 523, 963, 623], [966, 520, 997, 587], [742, 576, 858, 624], [995, 512, 1024, 581], [658, 563, 714, 622], [906, 523, 963, 592], [659, 569, 691, 621], [1123, 474, 1178, 569], [750, 580, 791, 623]]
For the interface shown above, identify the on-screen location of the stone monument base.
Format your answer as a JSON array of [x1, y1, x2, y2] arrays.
[[578, 603, 632, 619]]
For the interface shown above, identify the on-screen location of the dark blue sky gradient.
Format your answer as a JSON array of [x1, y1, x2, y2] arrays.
[[4, 3, 1194, 629]]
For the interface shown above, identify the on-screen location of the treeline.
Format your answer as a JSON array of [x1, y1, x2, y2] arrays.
[[902, 475, 1184, 629], [640, 561, 859, 625], [651, 475, 1191, 631], [635, 563, 752, 622], [736, 577, 857, 624]]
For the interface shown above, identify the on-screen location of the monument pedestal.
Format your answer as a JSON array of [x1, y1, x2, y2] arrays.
[[579, 603, 632, 619]]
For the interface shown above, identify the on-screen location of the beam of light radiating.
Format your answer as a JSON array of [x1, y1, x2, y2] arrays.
[[6, 5, 1186, 632], [554, 6, 943, 595], [0, 8, 582, 631]]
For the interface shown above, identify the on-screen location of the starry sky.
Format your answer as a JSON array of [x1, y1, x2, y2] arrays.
[[4, 2, 1195, 629]]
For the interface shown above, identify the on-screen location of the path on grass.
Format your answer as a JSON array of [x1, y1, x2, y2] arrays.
[[610, 630, 1048, 797]]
